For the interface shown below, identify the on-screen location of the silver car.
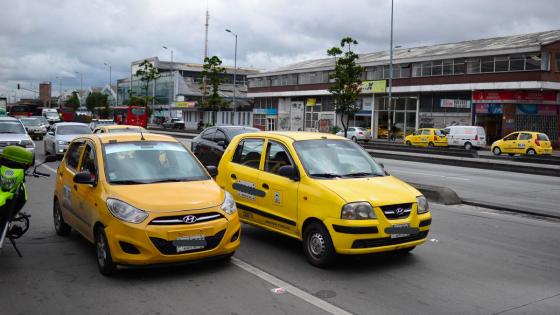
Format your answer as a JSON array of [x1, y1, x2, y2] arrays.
[[0, 116, 36, 158], [43, 122, 92, 157], [336, 127, 372, 143], [20, 117, 47, 140]]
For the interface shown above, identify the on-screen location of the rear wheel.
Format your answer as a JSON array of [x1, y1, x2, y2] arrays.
[[464, 142, 473, 150], [428, 142, 435, 147], [405, 140, 411, 146], [526, 149, 536, 155], [303, 222, 336, 268], [95, 226, 117, 276], [351, 136, 357, 143], [492, 147, 501, 155], [53, 200, 71, 236]]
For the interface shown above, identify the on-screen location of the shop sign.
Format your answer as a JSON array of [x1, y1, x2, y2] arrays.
[[175, 101, 196, 108], [361, 80, 387, 93], [306, 98, 317, 106], [440, 99, 471, 108], [472, 91, 558, 104], [253, 108, 278, 115], [475, 103, 503, 114]]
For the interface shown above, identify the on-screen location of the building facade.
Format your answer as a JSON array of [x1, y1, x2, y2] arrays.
[[247, 30, 560, 146]]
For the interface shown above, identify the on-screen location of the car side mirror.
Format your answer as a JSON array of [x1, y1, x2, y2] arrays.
[[277, 165, 299, 181], [206, 165, 218, 177], [216, 140, 226, 149], [44, 155, 58, 163], [73, 171, 96, 185], [48, 131, 54, 136]]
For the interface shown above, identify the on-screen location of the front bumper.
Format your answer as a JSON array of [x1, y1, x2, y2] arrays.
[[324, 212, 432, 255], [105, 210, 241, 265]]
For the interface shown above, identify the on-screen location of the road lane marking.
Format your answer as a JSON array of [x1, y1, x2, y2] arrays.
[[389, 169, 471, 181], [232, 257, 353, 315], [41, 164, 58, 174]]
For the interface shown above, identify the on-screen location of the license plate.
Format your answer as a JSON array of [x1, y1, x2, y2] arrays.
[[173, 234, 206, 253], [385, 224, 419, 239]]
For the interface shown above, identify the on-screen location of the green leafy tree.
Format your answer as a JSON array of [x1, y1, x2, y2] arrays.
[[327, 37, 364, 137], [200, 56, 227, 125], [135, 60, 161, 114], [85, 91, 108, 114], [66, 91, 81, 111]]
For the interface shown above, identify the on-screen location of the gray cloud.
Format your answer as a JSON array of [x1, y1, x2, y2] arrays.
[[1, 0, 558, 99]]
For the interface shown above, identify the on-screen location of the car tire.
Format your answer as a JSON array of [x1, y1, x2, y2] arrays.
[[405, 140, 411, 146], [95, 226, 117, 276], [303, 222, 336, 268], [392, 246, 416, 255], [464, 142, 473, 150], [53, 200, 71, 236], [526, 149, 536, 156], [428, 142, 435, 147], [492, 147, 501, 155], [351, 136, 357, 143], [508, 153, 515, 157]]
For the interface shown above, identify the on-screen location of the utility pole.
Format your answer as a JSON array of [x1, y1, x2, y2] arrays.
[[104, 63, 112, 87], [226, 29, 238, 112], [387, 0, 394, 139]]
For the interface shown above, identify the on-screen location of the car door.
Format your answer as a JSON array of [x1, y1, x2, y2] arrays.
[[347, 127, 355, 139], [74, 140, 102, 237], [210, 129, 228, 166], [502, 133, 519, 153], [256, 139, 300, 236], [193, 128, 216, 166], [225, 138, 265, 223], [59, 140, 88, 234], [517, 133, 532, 154], [419, 129, 431, 145]]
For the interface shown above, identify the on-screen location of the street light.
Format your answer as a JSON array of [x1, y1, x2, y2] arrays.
[[225, 29, 238, 112], [75, 71, 83, 105], [387, 0, 395, 141], [104, 63, 112, 87], [162, 45, 173, 62]]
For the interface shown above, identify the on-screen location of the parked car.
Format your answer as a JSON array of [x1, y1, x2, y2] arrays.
[[20, 117, 47, 140], [0, 116, 35, 160], [52, 133, 239, 275], [336, 127, 372, 143], [191, 126, 260, 166], [216, 132, 431, 267], [491, 131, 552, 156], [404, 128, 448, 147], [162, 117, 185, 129], [443, 125, 486, 150], [93, 125, 146, 134], [43, 122, 92, 157], [89, 119, 115, 130]]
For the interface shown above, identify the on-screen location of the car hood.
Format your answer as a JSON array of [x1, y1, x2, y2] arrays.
[[316, 175, 421, 205], [56, 134, 87, 142], [0, 134, 32, 142], [107, 180, 224, 212]]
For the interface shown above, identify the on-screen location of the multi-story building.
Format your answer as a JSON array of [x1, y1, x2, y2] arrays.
[[247, 30, 560, 145], [116, 57, 259, 129]]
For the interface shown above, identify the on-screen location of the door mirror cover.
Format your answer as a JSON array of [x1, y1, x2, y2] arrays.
[[277, 165, 299, 181], [73, 171, 96, 185], [206, 165, 218, 177]]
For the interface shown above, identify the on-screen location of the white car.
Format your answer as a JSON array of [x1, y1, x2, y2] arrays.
[[336, 127, 372, 143], [0, 116, 35, 159], [43, 122, 92, 157], [443, 125, 486, 150]]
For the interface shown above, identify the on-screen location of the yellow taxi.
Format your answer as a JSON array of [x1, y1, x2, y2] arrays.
[[216, 132, 431, 267], [52, 133, 240, 275], [491, 131, 552, 156], [93, 124, 146, 134], [404, 128, 448, 147]]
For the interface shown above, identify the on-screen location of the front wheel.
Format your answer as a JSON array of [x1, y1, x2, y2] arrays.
[[302, 222, 336, 268], [492, 147, 501, 155], [428, 142, 435, 147], [95, 226, 117, 276], [53, 200, 71, 236]]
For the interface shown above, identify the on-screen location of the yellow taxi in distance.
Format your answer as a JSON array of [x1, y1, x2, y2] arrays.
[[404, 128, 448, 147], [491, 131, 552, 156], [52, 133, 240, 275], [216, 132, 431, 267], [93, 124, 146, 134]]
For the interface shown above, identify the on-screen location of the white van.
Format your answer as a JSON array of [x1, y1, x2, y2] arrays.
[[443, 125, 486, 150], [42, 108, 60, 123]]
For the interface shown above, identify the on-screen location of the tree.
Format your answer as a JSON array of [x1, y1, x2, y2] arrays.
[[134, 59, 161, 107], [85, 91, 108, 114], [200, 56, 227, 125], [327, 37, 364, 137], [66, 91, 80, 111]]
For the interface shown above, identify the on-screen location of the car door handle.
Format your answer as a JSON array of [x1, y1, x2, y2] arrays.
[[262, 183, 269, 190], [231, 174, 237, 180]]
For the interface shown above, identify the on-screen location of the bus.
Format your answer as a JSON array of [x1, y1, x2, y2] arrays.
[[113, 106, 148, 127]]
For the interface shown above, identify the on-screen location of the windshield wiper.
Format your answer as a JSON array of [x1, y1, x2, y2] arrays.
[[310, 173, 341, 178], [343, 172, 383, 178], [146, 178, 189, 183], [110, 180, 149, 185]]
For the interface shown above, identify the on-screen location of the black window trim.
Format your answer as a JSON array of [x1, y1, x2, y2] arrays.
[[65, 139, 86, 172], [79, 139, 99, 184], [231, 137, 265, 170], [263, 139, 296, 178]]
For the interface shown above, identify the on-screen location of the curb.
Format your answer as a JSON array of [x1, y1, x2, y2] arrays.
[[409, 183, 462, 205], [461, 199, 560, 220]]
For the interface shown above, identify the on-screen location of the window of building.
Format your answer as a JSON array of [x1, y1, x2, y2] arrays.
[[443, 59, 453, 75], [412, 63, 422, 77], [453, 59, 465, 74], [495, 56, 509, 72], [525, 54, 541, 70], [466, 58, 481, 73], [421, 62, 432, 76], [481, 56, 494, 73], [510, 55, 524, 71], [431, 60, 443, 76], [556, 53, 560, 72]]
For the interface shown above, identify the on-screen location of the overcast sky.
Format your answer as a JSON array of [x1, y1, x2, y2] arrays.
[[1, 0, 559, 100]]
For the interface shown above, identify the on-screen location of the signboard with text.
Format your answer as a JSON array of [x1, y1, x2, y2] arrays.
[[360, 80, 387, 94], [440, 99, 471, 108], [472, 91, 558, 104]]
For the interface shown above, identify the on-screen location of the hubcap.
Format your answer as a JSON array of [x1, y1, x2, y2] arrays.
[[308, 232, 325, 258], [97, 231, 107, 267], [528, 150, 535, 155], [494, 148, 500, 154]]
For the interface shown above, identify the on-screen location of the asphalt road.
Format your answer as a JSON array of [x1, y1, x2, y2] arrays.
[[0, 141, 559, 314], [375, 157, 560, 217]]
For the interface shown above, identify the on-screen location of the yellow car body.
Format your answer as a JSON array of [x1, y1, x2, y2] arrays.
[[93, 124, 146, 134], [491, 131, 552, 156], [404, 128, 448, 147], [53, 133, 240, 274], [216, 132, 431, 267]]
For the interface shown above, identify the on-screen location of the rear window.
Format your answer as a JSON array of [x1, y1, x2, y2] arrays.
[[537, 134, 549, 141]]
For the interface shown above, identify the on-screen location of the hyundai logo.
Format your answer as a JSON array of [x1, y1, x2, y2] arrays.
[[395, 207, 405, 216], [183, 215, 197, 224]]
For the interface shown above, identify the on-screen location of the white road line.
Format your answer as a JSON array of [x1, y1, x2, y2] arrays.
[[390, 169, 471, 181], [232, 257, 353, 315], [41, 164, 58, 174]]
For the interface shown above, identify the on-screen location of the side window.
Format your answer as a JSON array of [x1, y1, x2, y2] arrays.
[[65, 142, 84, 171], [422, 129, 431, 135], [264, 141, 293, 176], [232, 139, 264, 169], [202, 128, 216, 141], [214, 130, 226, 143], [348, 127, 355, 132], [79, 143, 98, 181], [504, 133, 518, 141], [518, 133, 532, 141]]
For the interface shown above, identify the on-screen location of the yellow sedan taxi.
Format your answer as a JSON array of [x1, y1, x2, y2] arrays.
[[491, 131, 552, 156], [404, 128, 448, 147], [52, 133, 240, 275], [216, 132, 431, 267], [93, 124, 146, 134]]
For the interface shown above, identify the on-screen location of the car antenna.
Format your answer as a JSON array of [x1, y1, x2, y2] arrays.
[[140, 129, 146, 141]]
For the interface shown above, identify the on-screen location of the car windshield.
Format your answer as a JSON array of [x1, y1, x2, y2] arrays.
[[294, 139, 385, 178], [0, 121, 26, 134], [99, 120, 114, 125], [21, 118, 41, 126], [33, 116, 48, 124], [226, 128, 260, 138], [45, 112, 58, 118], [103, 141, 209, 184], [57, 125, 92, 135], [108, 128, 142, 133]]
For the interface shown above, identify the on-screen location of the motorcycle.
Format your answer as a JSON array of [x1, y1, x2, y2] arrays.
[[0, 146, 56, 257]]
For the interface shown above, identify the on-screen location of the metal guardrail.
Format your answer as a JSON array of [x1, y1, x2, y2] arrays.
[[361, 142, 479, 158]]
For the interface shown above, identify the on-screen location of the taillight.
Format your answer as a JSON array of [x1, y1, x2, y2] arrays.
[[475, 134, 478, 141], [358, 131, 363, 135], [535, 139, 541, 146], [433, 135, 437, 141]]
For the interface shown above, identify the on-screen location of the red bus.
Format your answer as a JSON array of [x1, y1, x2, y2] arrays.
[[113, 106, 148, 127]]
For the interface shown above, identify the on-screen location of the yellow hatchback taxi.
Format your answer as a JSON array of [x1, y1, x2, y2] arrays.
[[216, 132, 431, 267], [491, 131, 552, 156], [404, 128, 448, 147], [52, 133, 240, 275], [93, 124, 146, 134]]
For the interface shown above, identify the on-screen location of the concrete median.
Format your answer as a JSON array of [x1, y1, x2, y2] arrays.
[[409, 183, 462, 205]]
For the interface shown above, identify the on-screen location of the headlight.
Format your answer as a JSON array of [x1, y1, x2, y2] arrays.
[[341, 202, 376, 220], [57, 140, 68, 145], [221, 191, 237, 215], [417, 196, 429, 214], [106, 198, 148, 224], [20, 139, 34, 148], [0, 176, 17, 191]]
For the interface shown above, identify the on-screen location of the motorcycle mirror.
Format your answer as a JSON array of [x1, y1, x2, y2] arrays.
[[44, 155, 58, 163]]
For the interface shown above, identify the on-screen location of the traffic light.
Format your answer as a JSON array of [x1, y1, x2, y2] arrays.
[[17, 83, 20, 90]]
